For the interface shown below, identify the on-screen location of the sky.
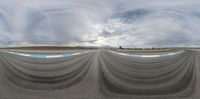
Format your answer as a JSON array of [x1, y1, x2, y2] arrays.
[[0, 0, 200, 47]]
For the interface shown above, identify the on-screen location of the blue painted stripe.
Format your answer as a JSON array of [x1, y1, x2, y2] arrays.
[[31, 54, 47, 58], [1, 51, 93, 58], [111, 50, 185, 58], [159, 54, 168, 57]]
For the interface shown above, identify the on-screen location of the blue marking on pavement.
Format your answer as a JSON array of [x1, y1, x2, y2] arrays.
[[2, 51, 93, 58], [159, 54, 169, 57], [111, 50, 185, 58], [30, 54, 47, 58]]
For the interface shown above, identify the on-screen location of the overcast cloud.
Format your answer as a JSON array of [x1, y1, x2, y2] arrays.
[[0, 0, 200, 47]]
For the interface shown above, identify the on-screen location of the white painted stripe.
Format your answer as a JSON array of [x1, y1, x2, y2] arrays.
[[8, 52, 15, 54], [1, 50, 94, 58], [111, 50, 185, 58], [45, 55, 63, 58], [71, 52, 81, 55], [118, 53, 128, 56], [17, 53, 31, 57], [167, 53, 176, 55], [141, 55, 160, 58]]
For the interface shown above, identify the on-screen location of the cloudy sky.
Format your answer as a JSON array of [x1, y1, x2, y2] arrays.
[[0, 0, 200, 47]]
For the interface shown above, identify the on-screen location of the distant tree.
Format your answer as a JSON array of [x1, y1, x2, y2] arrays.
[[152, 47, 156, 50], [119, 46, 122, 49]]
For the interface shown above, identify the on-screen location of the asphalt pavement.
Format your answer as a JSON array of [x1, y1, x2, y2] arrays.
[[0, 50, 199, 99]]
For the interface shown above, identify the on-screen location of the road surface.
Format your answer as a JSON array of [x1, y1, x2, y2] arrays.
[[0, 50, 199, 99]]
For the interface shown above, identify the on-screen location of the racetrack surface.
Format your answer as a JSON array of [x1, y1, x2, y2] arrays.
[[0, 50, 199, 99]]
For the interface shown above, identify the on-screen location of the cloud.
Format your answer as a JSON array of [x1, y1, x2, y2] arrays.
[[97, 0, 200, 47], [0, 0, 200, 47]]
